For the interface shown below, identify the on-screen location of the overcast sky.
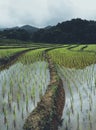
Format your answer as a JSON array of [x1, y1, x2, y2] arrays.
[[0, 0, 96, 28]]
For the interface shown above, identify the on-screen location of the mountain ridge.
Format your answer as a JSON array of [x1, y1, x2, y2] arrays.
[[0, 18, 96, 43]]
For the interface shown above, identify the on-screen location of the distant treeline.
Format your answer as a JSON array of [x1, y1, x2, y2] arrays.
[[0, 18, 96, 44]]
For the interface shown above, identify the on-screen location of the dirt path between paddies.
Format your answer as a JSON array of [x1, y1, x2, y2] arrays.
[[23, 48, 65, 130]]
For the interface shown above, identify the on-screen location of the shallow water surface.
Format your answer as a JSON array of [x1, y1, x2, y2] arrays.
[[0, 61, 50, 130], [58, 64, 96, 130]]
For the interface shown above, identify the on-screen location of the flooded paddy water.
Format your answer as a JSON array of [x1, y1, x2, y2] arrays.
[[0, 61, 50, 130], [58, 64, 96, 130]]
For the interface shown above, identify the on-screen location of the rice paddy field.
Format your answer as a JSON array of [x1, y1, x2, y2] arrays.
[[0, 48, 28, 58], [0, 42, 96, 130]]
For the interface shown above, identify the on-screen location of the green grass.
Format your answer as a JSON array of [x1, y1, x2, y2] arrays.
[[69, 45, 85, 51], [48, 45, 96, 68], [84, 44, 96, 51], [0, 46, 22, 48], [0, 39, 61, 48], [17, 48, 47, 64], [0, 44, 96, 68], [0, 48, 28, 58]]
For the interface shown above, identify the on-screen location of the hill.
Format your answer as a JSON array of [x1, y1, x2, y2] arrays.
[[20, 25, 38, 33], [32, 18, 96, 43], [0, 18, 96, 43]]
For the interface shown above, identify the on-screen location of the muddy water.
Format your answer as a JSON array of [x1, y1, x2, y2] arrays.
[[0, 61, 50, 130], [58, 64, 96, 130]]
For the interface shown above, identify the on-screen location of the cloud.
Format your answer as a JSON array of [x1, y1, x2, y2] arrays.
[[0, 0, 96, 27]]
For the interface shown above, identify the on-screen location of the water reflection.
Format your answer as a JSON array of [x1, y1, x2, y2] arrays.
[[0, 61, 50, 130], [58, 64, 96, 130]]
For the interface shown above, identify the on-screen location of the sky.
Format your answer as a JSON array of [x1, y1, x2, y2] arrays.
[[0, 0, 96, 28]]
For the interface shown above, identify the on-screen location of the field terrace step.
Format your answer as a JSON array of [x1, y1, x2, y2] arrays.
[[0, 47, 39, 71], [23, 49, 65, 130]]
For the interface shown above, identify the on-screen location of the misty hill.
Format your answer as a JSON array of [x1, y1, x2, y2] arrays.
[[44, 26, 52, 30], [0, 18, 96, 43], [0, 25, 39, 41], [0, 26, 19, 31], [0, 28, 31, 41], [0, 28, 6, 31], [0, 25, 38, 33], [20, 25, 38, 33]]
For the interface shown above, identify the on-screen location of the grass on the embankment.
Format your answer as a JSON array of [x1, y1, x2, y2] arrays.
[[0, 48, 28, 58], [84, 44, 96, 51], [17, 48, 47, 64], [0, 39, 62, 48], [69, 45, 85, 51], [48, 45, 96, 69]]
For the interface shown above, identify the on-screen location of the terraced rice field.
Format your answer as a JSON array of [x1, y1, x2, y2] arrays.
[[0, 47, 50, 130], [0, 43, 96, 130], [0, 48, 28, 58], [58, 64, 96, 130], [48, 44, 96, 130]]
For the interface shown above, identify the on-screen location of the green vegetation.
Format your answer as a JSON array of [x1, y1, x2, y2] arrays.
[[48, 45, 96, 68], [0, 39, 61, 48], [69, 45, 85, 50], [84, 44, 96, 51], [0, 61, 50, 130], [0, 45, 22, 48], [0, 48, 28, 58], [58, 63, 96, 130], [0, 43, 96, 130], [17, 48, 47, 64]]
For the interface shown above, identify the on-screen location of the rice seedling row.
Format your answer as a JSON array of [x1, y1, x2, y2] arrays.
[[47, 44, 96, 130], [48, 45, 96, 68], [0, 44, 96, 130], [17, 48, 47, 64], [0, 48, 28, 59], [58, 64, 96, 130]]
